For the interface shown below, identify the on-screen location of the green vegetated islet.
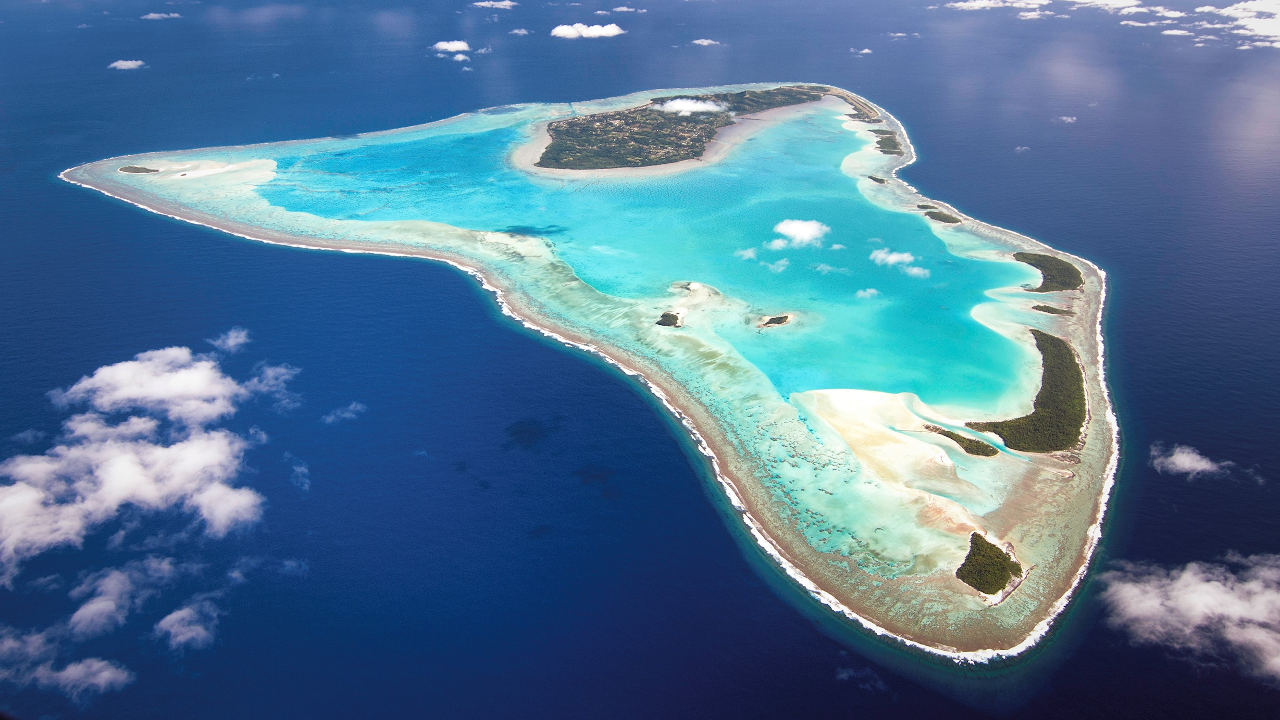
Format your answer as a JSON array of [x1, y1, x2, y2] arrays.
[[925, 210, 962, 224], [956, 533, 1022, 594], [1014, 252, 1084, 292], [925, 425, 998, 457], [538, 85, 839, 170], [1032, 304, 1073, 316], [966, 329, 1086, 452]]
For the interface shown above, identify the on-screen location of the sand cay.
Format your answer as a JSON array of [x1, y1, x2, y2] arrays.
[[61, 83, 1117, 660]]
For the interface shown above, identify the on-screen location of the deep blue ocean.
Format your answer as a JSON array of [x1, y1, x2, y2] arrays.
[[2, 1, 1278, 717]]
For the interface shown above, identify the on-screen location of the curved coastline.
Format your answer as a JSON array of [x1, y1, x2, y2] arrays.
[[59, 83, 1118, 661]]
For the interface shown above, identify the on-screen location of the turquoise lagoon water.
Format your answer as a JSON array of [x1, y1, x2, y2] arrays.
[[160, 100, 1037, 411]]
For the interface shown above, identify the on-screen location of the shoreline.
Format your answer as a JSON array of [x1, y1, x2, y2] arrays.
[[59, 83, 1119, 662]]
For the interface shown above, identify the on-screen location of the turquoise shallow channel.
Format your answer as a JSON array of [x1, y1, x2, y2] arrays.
[[64, 84, 1117, 657]]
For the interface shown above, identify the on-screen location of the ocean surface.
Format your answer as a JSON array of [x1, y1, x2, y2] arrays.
[[2, 0, 1278, 717]]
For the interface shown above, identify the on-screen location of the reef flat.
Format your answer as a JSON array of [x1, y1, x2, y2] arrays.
[[61, 83, 1117, 659]]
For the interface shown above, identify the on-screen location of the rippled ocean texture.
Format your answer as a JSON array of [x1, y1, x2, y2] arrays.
[[2, 0, 1278, 717]]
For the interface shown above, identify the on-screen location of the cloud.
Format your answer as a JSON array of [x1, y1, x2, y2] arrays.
[[321, 401, 367, 425], [0, 342, 289, 583], [946, 0, 1053, 10], [1162, 28, 1194, 34], [51, 346, 254, 426], [1015, 145, 1032, 152], [206, 4, 308, 30], [734, 248, 758, 260], [509, 28, 530, 35], [0, 625, 131, 700], [550, 23, 627, 38], [108, 60, 146, 70], [1100, 553, 1280, 682], [834, 664, 889, 692], [10, 429, 45, 445], [856, 288, 880, 298], [1149, 442, 1245, 480], [154, 598, 220, 651], [207, 327, 251, 354], [692, 38, 721, 45], [472, 0, 518, 8], [870, 248, 929, 277], [244, 361, 301, 412], [432, 40, 471, 53], [771, 219, 832, 249], [283, 452, 311, 491], [68, 557, 183, 639], [613, 5, 645, 11], [1055, 115, 1079, 123], [1194, 2, 1280, 46], [33, 658, 134, 700], [869, 247, 915, 266], [851, 47, 873, 54], [813, 263, 849, 275], [761, 258, 790, 273], [452, 53, 471, 62], [654, 98, 726, 115], [140, 12, 181, 21]]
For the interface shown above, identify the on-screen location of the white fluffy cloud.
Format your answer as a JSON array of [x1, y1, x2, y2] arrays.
[[472, 0, 518, 8], [869, 247, 915, 266], [550, 23, 627, 38], [50, 346, 248, 427], [761, 258, 790, 273], [1056, 115, 1079, 123], [509, 28, 530, 35], [771, 219, 832, 249], [0, 340, 289, 584], [734, 248, 758, 260], [1149, 442, 1243, 480], [140, 12, 181, 21], [321, 401, 367, 425], [108, 60, 146, 70], [946, 0, 1053, 9], [654, 98, 726, 116], [155, 598, 220, 650], [207, 327, 251, 354], [432, 40, 471, 53], [1101, 553, 1280, 682], [613, 5, 645, 11], [870, 248, 929, 277], [856, 288, 881, 298], [692, 38, 721, 45], [940, 0, 1280, 47]]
